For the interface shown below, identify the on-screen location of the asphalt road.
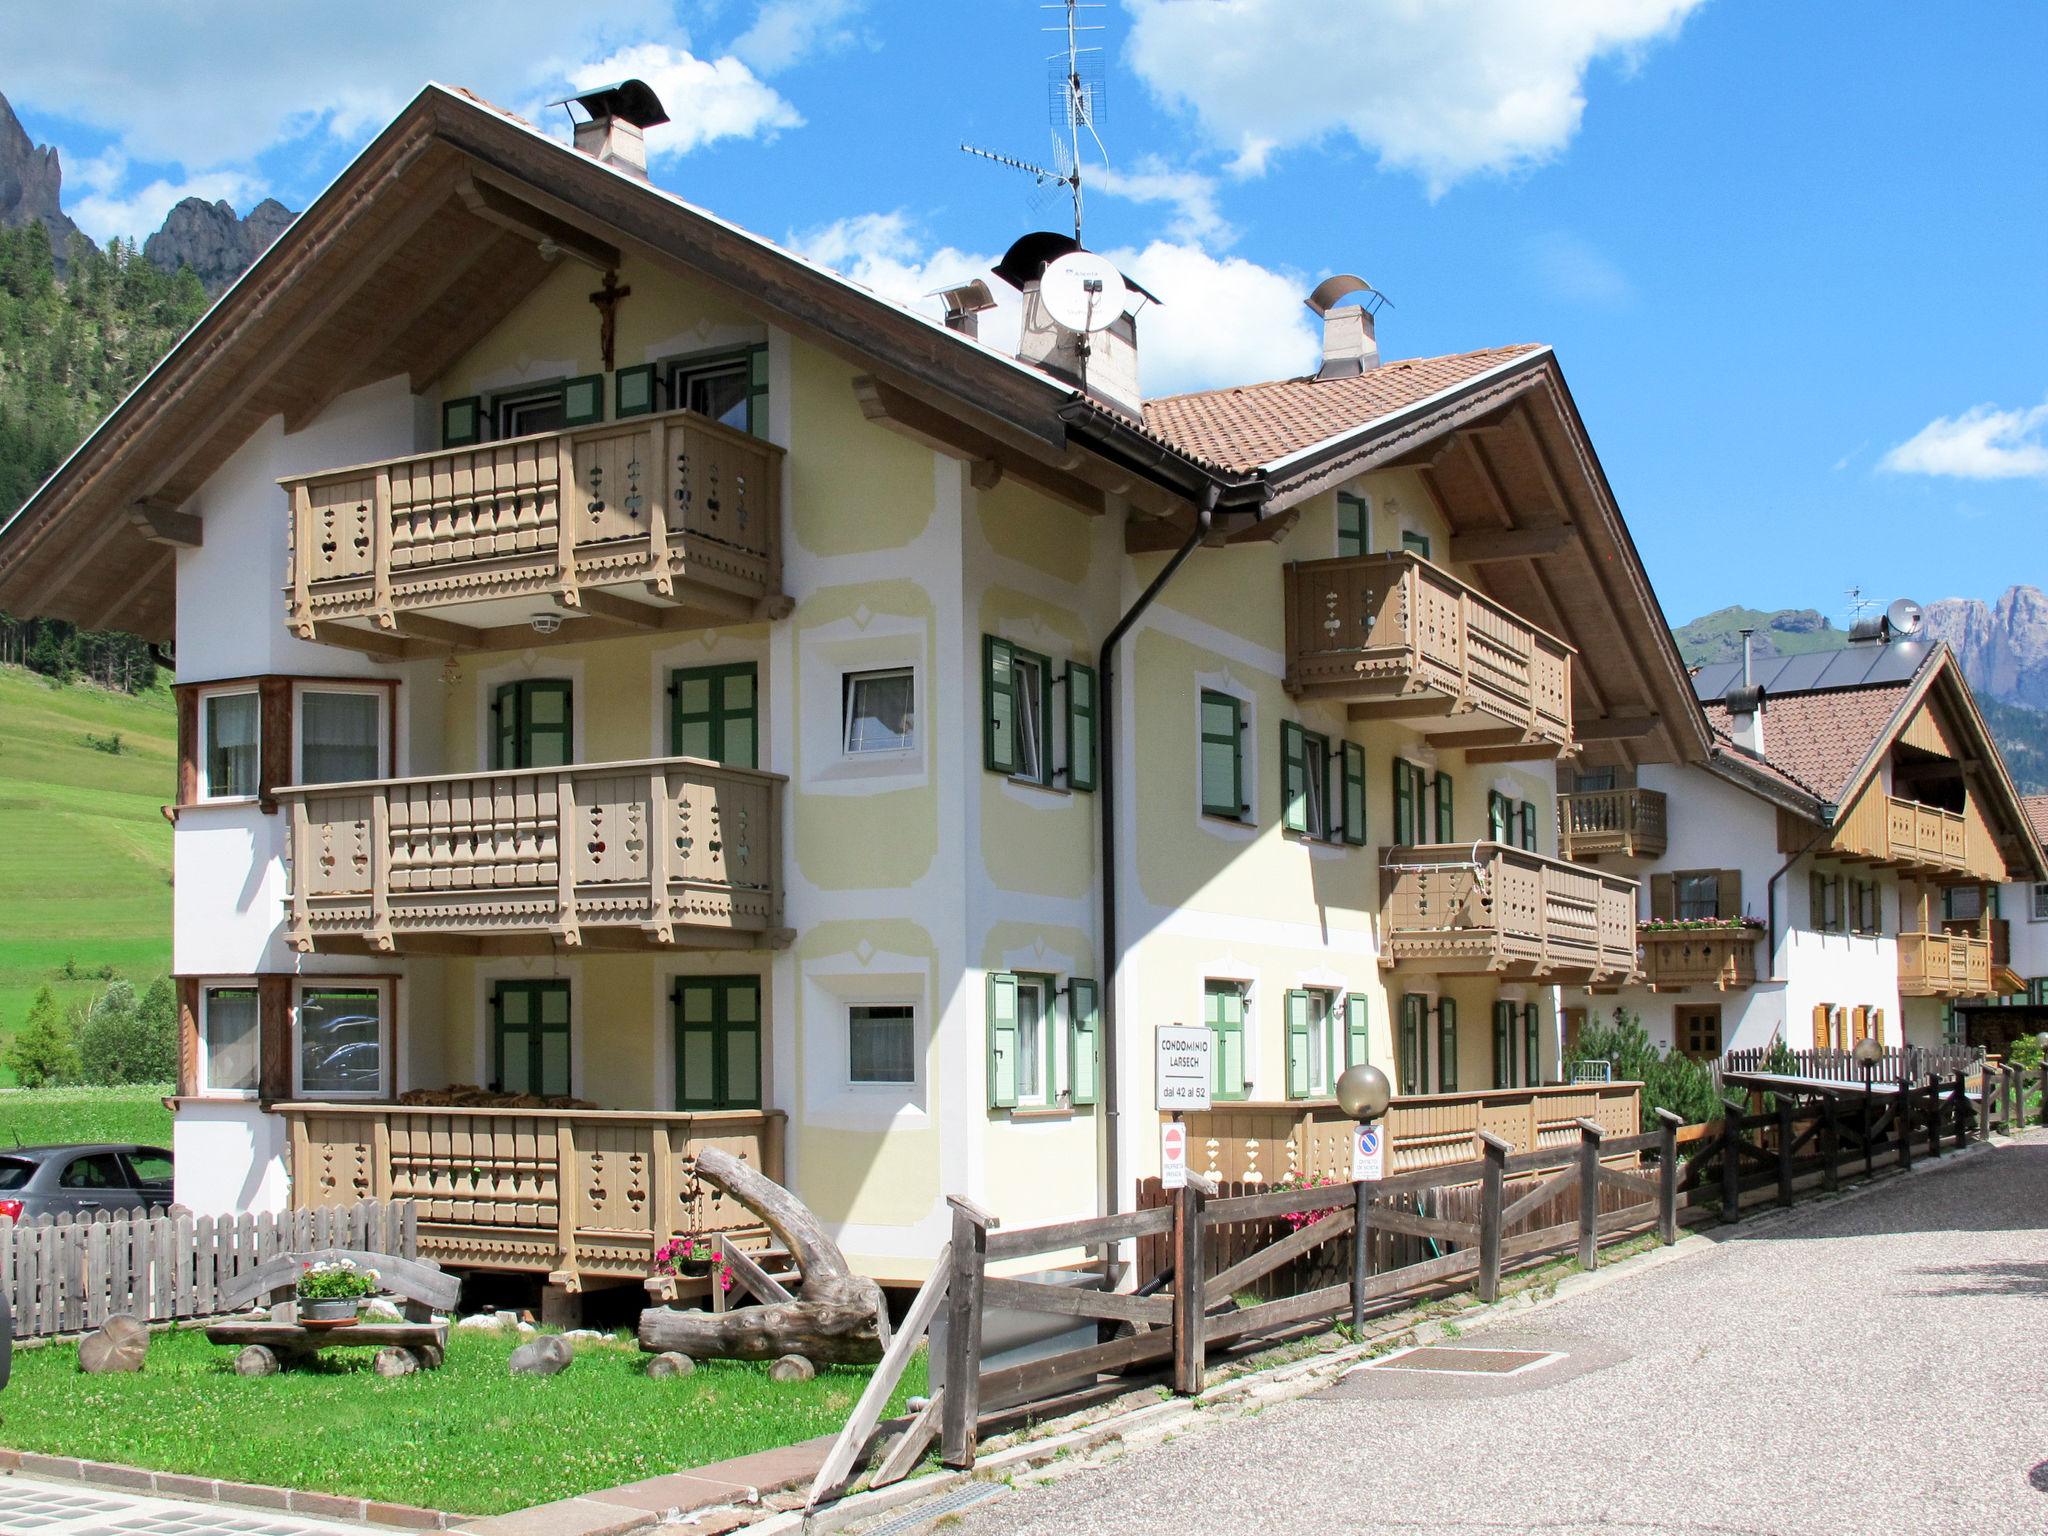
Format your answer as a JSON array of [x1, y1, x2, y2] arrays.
[[944, 1135, 2048, 1536]]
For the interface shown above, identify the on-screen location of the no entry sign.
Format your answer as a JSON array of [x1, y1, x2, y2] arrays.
[[1162, 1121, 1188, 1190]]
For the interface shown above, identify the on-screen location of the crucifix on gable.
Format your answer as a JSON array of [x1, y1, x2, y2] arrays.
[[590, 269, 631, 373]]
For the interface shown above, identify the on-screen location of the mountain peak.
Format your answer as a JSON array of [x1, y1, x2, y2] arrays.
[[141, 194, 296, 293], [0, 89, 84, 262]]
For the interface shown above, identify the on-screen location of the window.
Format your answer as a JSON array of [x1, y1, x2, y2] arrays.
[[201, 690, 259, 799], [441, 395, 483, 448], [1199, 691, 1247, 820], [1398, 994, 1427, 1095], [849, 1003, 915, 1087], [493, 375, 604, 438], [987, 972, 1098, 1109], [298, 688, 384, 784], [670, 663, 757, 767], [1677, 1006, 1722, 1060], [1522, 1002, 1541, 1088], [296, 985, 386, 1099], [1435, 770, 1455, 842], [1436, 997, 1459, 1092], [1942, 885, 1985, 923], [1675, 872, 1720, 922], [1849, 878, 1884, 937], [1488, 791, 1515, 844], [1280, 722, 1332, 839], [1393, 759, 1426, 845], [1284, 988, 1337, 1099], [1810, 871, 1846, 934], [1205, 981, 1249, 1101], [200, 985, 259, 1095], [1574, 768, 1616, 793], [1401, 530, 1432, 560], [1013, 974, 1054, 1105], [674, 976, 762, 1108], [1336, 492, 1369, 557], [492, 680, 573, 770], [844, 669, 915, 755], [669, 349, 766, 435], [983, 638, 1053, 784], [492, 980, 570, 1099], [1519, 801, 1537, 853], [2030, 884, 2048, 922], [1810, 1003, 1848, 1051], [124, 1151, 172, 1189]]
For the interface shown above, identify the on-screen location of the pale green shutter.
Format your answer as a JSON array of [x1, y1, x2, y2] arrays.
[[1523, 1003, 1541, 1087], [1336, 493, 1367, 557], [1344, 994, 1370, 1068], [1207, 984, 1247, 1100], [1066, 662, 1098, 792], [1200, 691, 1243, 818], [1281, 722, 1308, 833], [984, 637, 1016, 775], [1488, 791, 1512, 843], [1067, 978, 1099, 1106], [1437, 998, 1459, 1092], [1393, 760, 1415, 845], [1340, 741, 1367, 846], [987, 971, 1019, 1108], [562, 373, 605, 427], [1520, 801, 1537, 851], [441, 396, 483, 448], [1398, 994, 1424, 1095], [1434, 770, 1455, 842], [1492, 1002, 1514, 1089], [1284, 989, 1312, 1099], [614, 364, 658, 418]]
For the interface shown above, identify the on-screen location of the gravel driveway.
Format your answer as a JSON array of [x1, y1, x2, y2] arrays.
[[942, 1135, 2048, 1536]]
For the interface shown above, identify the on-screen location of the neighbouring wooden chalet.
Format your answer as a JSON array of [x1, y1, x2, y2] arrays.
[[1959, 795, 2048, 1056], [0, 79, 1722, 1304]]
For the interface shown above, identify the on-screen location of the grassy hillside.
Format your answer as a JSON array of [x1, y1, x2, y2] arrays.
[[0, 664, 173, 1081], [1672, 605, 1847, 666]]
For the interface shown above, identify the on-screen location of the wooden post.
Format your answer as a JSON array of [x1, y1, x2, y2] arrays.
[[1655, 1109, 1680, 1245], [1719, 1098, 1743, 1224], [1948, 1074, 1964, 1155], [1862, 1081, 1875, 1176], [1349, 1173, 1373, 1332], [1775, 1094, 1795, 1208], [554, 1120, 579, 1277], [1477, 1130, 1509, 1301], [1897, 1077, 1914, 1171], [1576, 1118, 1602, 1269], [1170, 1179, 1207, 1395], [939, 1197, 992, 1469], [2038, 1062, 2048, 1130], [1819, 1094, 1839, 1193]]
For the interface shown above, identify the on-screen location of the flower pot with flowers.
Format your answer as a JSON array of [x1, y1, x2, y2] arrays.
[[650, 1234, 736, 1302], [296, 1259, 379, 1326], [1268, 1169, 1347, 1295]]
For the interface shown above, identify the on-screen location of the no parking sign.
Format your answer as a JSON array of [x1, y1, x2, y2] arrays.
[[1350, 1120, 1385, 1182]]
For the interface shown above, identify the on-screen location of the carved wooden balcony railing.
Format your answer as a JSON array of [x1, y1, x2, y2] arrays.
[[1898, 931, 1992, 998], [1557, 788, 1668, 860], [282, 407, 785, 651], [1830, 791, 1971, 876], [1283, 553, 1573, 756], [1638, 924, 1762, 992], [1382, 841, 1639, 983], [1173, 1081, 1642, 1186], [278, 756, 786, 954], [280, 1103, 785, 1278]]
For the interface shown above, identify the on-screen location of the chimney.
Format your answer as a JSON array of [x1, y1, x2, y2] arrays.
[[1723, 629, 1767, 755], [553, 79, 670, 181], [991, 233, 1150, 421], [935, 279, 997, 339], [1305, 274, 1388, 381]]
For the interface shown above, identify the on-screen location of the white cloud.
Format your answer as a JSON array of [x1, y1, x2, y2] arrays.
[[1880, 400, 2048, 481], [73, 169, 268, 245], [790, 212, 1317, 397], [1093, 158, 1233, 244], [568, 44, 801, 157], [730, 0, 866, 73], [1526, 230, 1633, 308], [1124, 0, 1705, 194]]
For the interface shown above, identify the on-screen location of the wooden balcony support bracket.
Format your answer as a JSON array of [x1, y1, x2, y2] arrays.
[[287, 798, 314, 952], [367, 793, 394, 952], [1346, 695, 1462, 721], [388, 613, 484, 651], [1446, 524, 1577, 564], [370, 468, 395, 622], [646, 763, 676, 948], [558, 588, 660, 628], [129, 496, 203, 549], [554, 772, 582, 948], [456, 173, 620, 273]]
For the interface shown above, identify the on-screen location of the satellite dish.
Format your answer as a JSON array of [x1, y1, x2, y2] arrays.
[[1887, 598, 1924, 636], [1038, 250, 1127, 334]]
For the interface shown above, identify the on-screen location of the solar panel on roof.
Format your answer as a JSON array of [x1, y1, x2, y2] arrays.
[[1689, 638, 1933, 702]]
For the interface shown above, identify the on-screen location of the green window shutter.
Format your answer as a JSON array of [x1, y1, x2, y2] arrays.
[[1488, 791, 1511, 843], [1398, 994, 1424, 1095], [491, 683, 517, 770], [984, 636, 1017, 775], [562, 372, 605, 427], [1067, 978, 1099, 1106], [1206, 983, 1247, 1100], [1401, 530, 1432, 560], [1523, 1003, 1541, 1087], [615, 363, 658, 419], [1520, 801, 1537, 852], [441, 396, 483, 448], [1344, 994, 1370, 1068], [1200, 691, 1244, 818], [1437, 997, 1459, 1092], [1340, 741, 1367, 846], [987, 971, 1020, 1109], [1284, 990, 1312, 1099], [746, 344, 769, 436], [1393, 760, 1415, 845], [1066, 662, 1098, 792], [669, 663, 757, 767], [1433, 770, 1454, 842], [1281, 721, 1308, 833], [1492, 1003, 1513, 1089], [523, 679, 573, 768], [1336, 493, 1367, 558]]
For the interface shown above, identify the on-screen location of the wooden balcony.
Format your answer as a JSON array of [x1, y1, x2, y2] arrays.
[[1174, 1081, 1642, 1185], [1827, 792, 1971, 876], [279, 1103, 785, 1279], [1899, 931, 1992, 998], [278, 756, 787, 954], [1638, 924, 1762, 992], [1382, 841, 1639, 983], [1557, 788, 1668, 860], [1283, 552, 1573, 758], [282, 407, 785, 654]]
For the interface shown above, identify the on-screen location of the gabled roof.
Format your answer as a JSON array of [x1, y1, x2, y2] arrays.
[[1703, 684, 1911, 804], [2024, 795, 2048, 851]]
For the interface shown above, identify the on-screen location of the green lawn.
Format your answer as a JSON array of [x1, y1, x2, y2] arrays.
[[0, 1325, 923, 1516], [0, 1083, 175, 1147], [0, 666, 174, 1083]]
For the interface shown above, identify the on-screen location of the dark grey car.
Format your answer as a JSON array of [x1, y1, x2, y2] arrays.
[[0, 1143, 174, 1222]]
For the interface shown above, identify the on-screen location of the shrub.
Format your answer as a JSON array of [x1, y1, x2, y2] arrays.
[[76, 978, 178, 1086], [1564, 1006, 1721, 1128], [2007, 1033, 2045, 1071], [3, 984, 79, 1087], [296, 1260, 379, 1301], [82, 731, 124, 754]]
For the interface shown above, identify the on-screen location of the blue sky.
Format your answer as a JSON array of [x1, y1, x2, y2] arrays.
[[3, 0, 2042, 624]]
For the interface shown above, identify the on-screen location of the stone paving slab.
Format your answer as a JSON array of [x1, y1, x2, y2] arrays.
[[0, 1474, 373, 1535]]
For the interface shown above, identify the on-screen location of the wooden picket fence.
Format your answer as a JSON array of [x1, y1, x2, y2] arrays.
[[0, 1200, 417, 1339]]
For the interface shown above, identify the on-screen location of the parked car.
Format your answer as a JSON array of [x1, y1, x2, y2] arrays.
[[0, 1144, 174, 1223]]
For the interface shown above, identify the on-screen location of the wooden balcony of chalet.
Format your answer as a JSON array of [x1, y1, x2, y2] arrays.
[[1637, 923, 1762, 992], [1381, 842, 1638, 984], [280, 1102, 785, 1280], [282, 407, 786, 655], [1283, 552, 1573, 760], [277, 756, 787, 954], [1898, 931, 1992, 999], [1823, 793, 1971, 877], [1557, 787, 1668, 861]]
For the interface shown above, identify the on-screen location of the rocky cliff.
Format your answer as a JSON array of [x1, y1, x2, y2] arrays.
[[1924, 585, 2048, 712], [142, 195, 295, 292], [0, 90, 83, 259]]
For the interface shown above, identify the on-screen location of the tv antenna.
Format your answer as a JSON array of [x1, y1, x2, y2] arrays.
[[961, 0, 1109, 241], [1843, 585, 1877, 630]]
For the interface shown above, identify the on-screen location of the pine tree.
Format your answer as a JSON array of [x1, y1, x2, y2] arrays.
[[4, 984, 78, 1088]]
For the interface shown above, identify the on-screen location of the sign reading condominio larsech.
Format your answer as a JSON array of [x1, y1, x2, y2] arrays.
[[1156, 1025, 1212, 1112]]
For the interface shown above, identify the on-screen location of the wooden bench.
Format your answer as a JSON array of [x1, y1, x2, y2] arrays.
[[205, 1248, 461, 1376]]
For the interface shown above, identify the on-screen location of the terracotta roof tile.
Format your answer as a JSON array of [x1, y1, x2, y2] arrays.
[[2023, 795, 2048, 850], [1138, 345, 1543, 472], [1701, 684, 1911, 804]]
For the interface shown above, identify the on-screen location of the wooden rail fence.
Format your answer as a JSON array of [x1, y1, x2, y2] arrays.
[[1716, 1044, 1981, 1089], [0, 1200, 416, 1339]]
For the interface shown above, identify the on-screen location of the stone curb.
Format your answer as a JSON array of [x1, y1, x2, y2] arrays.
[[0, 1447, 456, 1529]]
